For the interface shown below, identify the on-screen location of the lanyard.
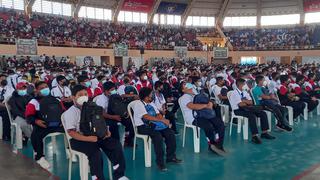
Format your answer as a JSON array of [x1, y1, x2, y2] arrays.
[[58, 86, 65, 97], [236, 89, 244, 99]]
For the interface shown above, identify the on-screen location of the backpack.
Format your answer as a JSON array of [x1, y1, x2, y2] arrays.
[[124, 85, 138, 95], [108, 94, 129, 118], [193, 93, 216, 120], [39, 96, 65, 127], [142, 101, 167, 131], [80, 101, 108, 139]]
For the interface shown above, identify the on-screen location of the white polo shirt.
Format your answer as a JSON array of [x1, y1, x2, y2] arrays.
[[95, 94, 109, 113], [51, 85, 72, 98], [229, 89, 252, 110], [179, 93, 195, 125], [117, 84, 126, 95], [132, 100, 159, 127], [63, 105, 81, 132], [0, 85, 14, 102], [153, 92, 166, 111]]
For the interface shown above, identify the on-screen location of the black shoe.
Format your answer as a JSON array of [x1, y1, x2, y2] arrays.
[[166, 158, 183, 164], [261, 133, 276, 140], [157, 164, 168, 172], [209, 144, 227, 156], [2, 136, 10, 142], [276, 124, 293, 132], [252, 136, 262, 144], [174, 131, 180, 135]]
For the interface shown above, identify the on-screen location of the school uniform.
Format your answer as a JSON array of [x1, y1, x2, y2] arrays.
[[132, 100, 176, 166], [64, 105, 126, 180], [229, 89, 269, 135], [0, 85, 14, 139]]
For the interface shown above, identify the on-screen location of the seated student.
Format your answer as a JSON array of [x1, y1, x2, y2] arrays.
[[179, 82, 226, 155], [132, 87, 182, 171], [135, 70, 152, 92], [117, 75, 138, 98], [229, 78, 275, 144], [63, 85, 128, 180], [278, 75, 306, 119], [8, 82, 33, 145], [252, 75, 292, 132], [305, 73, 320, 98], [95, 82, 134, 147], [294, 75, 318, 112], [25, 81, 64, 169], [77, 75, 95, 99], [212, 76, 229, 105], [51, 75, 73, 107], [153, 81, 178, 134]]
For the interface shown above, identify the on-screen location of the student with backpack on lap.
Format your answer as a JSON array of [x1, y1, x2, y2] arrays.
[[179, 82, 227, 156], [132, 87, 182, 171], [63, 85, 129, 180], [25, 81, 65, 169]]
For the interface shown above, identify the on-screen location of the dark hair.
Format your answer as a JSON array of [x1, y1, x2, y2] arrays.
[[56, 75, 66, 83], [77, 75, 89, 83], [255, 75, 264, 84], [71, 85, 87, 96], [154, 81, 164, 90], [216, 76, 224, 83], [271, 72, 279, 80], [296, 75, 305, 84], [103, 81, 115, 91], [35, 81, 47, 89], [191, 76, 200, 84], [139, 87, 153, 100], [280, 75, 289, 84], [236, 78, 246, 86], [97, 75, 105, 81], [308, 73, 315, 79]]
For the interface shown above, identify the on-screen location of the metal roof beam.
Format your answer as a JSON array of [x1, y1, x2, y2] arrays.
[[112, 0, 125, 23], [181, 0, 196, 26], [216, 0, 232, 26], [72, 0, 85, 18], [24, 0, 35, 15], [148, 0, 161, 24]]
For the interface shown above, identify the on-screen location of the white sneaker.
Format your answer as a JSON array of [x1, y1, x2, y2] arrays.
[[118, 176, 129, 180], [37, 157, 50, 169]]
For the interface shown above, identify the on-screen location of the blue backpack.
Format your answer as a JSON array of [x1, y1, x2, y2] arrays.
[[142, 101, 167, 131], [193, 93, 216, 120]]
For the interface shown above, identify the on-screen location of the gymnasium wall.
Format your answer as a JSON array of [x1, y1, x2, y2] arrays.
[[1, 44, 320, 65]]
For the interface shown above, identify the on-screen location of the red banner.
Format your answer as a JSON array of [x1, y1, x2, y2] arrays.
[[122, 0, 154, 13], [304, 0, 320, 12]]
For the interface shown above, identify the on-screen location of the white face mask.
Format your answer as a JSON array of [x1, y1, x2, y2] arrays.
[[76, 96, 89, 106], [243, 84, 249, 91], [263, 81, 268, 87], [143, 76, 148, 80], [197, 81, 202, 87]]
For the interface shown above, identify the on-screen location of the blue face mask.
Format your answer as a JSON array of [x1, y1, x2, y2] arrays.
[[110, 89, 117, 95], [186, 83, 194, 90], [40, 88, 50, 96], [85, 81, 91, 88], [17, 89, 27, 96]]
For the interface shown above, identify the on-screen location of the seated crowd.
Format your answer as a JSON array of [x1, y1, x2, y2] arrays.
[[1, 55, 320, 179], [0, 8, 320, 51]]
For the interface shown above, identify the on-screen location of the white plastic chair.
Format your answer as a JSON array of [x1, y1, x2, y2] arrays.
[[127, 100, 152, 167], [275, 92, 294, 125], [317, 100, 320, 115], [249, 89, 272, 132], [227, 91, 249, 140], [303, 102, 308, 120], [4, 100, 23, 149], [212, 85, 230, 123], [178, 97, 201, 153], [0, 117, 2, 140], [61, 113, 113, 180]]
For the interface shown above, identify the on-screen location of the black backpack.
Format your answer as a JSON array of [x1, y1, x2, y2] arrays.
[[39, 96, 65, 127], [193, 93, 216, 120], [108, 94, 129, 119], [80, 101, 108, 139]]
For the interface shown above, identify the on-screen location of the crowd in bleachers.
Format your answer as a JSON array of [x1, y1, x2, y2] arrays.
[[2, 55, 320, 179], [1, 8, 320, 51]]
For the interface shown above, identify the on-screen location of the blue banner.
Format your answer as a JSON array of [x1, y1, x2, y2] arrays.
[[157, 2, 187, 15]]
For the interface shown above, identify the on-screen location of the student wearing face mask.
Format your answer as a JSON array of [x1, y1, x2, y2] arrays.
[[95, 82, 135, 147], [117, 75, 138, 99], [132, 87, 182, 171], [0, 74, 14, 141], [179, 82, 226, 155], [191, 76, 203, 94], [229, 78, 275, 144], [51, 76, 72, 103], [7, 68, 23, 90], [252, 76, 292, 132], [25, 81, 65, 169], [136, 70, 152, 92], [78, 75, 95, 99], [8, 82, 33, 145], [63, 85, 129, 180]]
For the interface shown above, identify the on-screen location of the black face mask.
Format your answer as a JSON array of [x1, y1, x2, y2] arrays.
[[62, 81, 68, 86], [1, 80, 7, 86]]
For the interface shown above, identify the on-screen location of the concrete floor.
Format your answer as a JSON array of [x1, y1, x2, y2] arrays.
[[0, 141, 58, 180]]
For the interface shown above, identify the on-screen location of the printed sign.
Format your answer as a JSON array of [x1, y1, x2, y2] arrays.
[[157, 2, 187, 15], [16, 39, 37, 55], [122, 0, 154, 13]]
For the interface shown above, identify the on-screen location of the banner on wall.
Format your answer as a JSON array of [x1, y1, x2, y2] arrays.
[[114, 44, 128, 57], [157, 2, 187, 15], [174, 46, 188, 58], [304, 0, 320, 12], [213, 47, 228, 59], [76, 56, 101, 66], [16, 39, 38, 55], [122, 0, 154, 13], [122, 57, 143, 70]]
